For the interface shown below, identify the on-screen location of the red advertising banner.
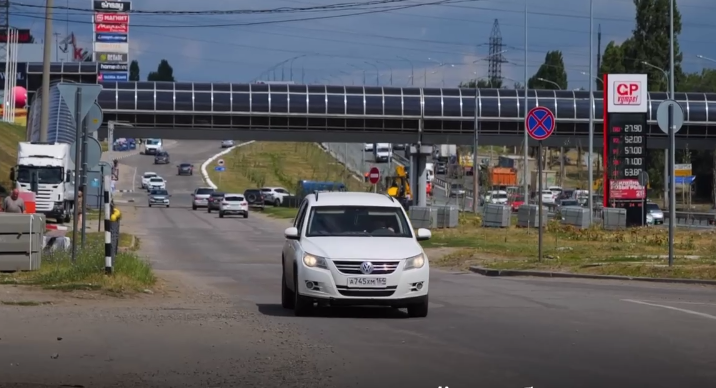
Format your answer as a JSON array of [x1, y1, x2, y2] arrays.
[[94, 23, 129, 33], [609, 179, 646, 200], [95, 12, 129, 24]]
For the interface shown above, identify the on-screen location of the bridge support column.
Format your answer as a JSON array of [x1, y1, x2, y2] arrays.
[[409, 144, 433, 207]]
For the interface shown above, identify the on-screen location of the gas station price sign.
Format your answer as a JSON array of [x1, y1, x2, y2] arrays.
[[607, 113, 647, 200]]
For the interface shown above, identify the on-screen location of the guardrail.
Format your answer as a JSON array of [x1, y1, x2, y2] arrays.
[[663, 211, 715, 225]]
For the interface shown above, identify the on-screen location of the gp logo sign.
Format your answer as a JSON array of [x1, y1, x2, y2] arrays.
[[607, 74, 648, 113]]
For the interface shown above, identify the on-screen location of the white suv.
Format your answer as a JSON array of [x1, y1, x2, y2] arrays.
[[281, 192, 431, 318], [261, 187, 291, 206]]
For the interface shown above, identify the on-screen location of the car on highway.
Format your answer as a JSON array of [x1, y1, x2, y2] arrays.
[[154, 151, 171, 164], [646, 202, 664, 224], [206, 192, 226, 213], [392, 143, 406, 151], [539, 190, 557, 204], [435, 162, 447, 175], [448, 183, 466, 197], [363, 143, 374, 152], [244, 189, 266, 210], [191, 187, 215, 210], [556, 199, 580, 214], [219, 194, 249, 218], [146, 177, 166, 191], [148, 189, 171, 208], [261, 187, 291, 206], [177, 163, 194, 176], [281, 192, 431, 317], [487, 190, 508, 205], [221, 140, 234, 148], [140, 172, 157, 189]]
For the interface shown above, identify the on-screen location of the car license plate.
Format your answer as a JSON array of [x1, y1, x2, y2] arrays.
[[347, 277, 387, 288]]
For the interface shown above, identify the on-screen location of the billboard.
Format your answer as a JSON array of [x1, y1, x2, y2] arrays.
[[93, 1, 131, 12], [0, 29, 33, 44], [94, 13, 129, 23], [95, 23, 128, 33], [607, 74, 648, 113], [93, 1, 131, 81], [95, 33, 128, 43], [96, 52, 128, 62]]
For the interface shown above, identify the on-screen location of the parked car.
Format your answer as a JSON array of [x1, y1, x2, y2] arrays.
[[207, 192, 226, 213], [509, 194, 525, 212], [177, 163, 194, 176], [243, 189, 266, 210], [261, 187, 291, 206]]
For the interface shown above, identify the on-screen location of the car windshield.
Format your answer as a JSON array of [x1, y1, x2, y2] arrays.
[[306, 206, 412, 238], [146, 139, 160, 145], [451, 184, 463, 189], [180, 164, 191, 167], [157, 153, 167, 157], [143, 173, 156, 178], [225, 196, 244, 202], [512, 195, 524, 202], [561, 200, 579, 206], [151, 190, 168, 195], [211, 193, 225, 197], [646, 204, 661, 211], [16, 166, 63, 184], [150, 178, 163, 182], [260, 188, 272, 192], [196, 188, 213, 195]]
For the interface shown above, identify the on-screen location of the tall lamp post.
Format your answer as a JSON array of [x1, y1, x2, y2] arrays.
[[523, 0, 529, 203], [289, 54, 307, 81], [588, 0, 595, 224], [349, 64, 366, 85], [364, 61, 380, 86], [536, 78, 561, 89], [39, 0, 54, 142], [642, 60, 670, 208], [376, 61, 393, 86], [397, 56, 414, 86]]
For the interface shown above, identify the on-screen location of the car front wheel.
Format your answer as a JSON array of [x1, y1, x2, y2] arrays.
[[281, 268, 295, 309], [407, 295, 429, 318], [293, 268, 312, 316], [219, 211, 224, 218]]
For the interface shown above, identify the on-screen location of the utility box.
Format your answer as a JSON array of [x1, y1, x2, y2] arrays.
[[435, 206, 459, 228], [516, 204, 548, 228], [561, 206, 590, 229], [0, 213, 45, 271], [602, 207, 627, 230], [409, 206, 437, 229], [482, 204, 511, 228]]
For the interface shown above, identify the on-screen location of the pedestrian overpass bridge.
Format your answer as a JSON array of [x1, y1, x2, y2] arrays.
[[31, 80, 716, 149]]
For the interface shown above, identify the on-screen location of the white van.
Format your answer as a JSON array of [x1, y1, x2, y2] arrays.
[[425, 163, 434, 182], [143, 139, 163, 155], [373, 143, 392, 163]]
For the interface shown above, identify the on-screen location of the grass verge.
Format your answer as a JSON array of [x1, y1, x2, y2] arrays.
[[0, 232, 155, 293], [263, 207, 299, 219], [0, 122, 26, 193], [207, 142, 367, 195], [425, 214, 716, 280]]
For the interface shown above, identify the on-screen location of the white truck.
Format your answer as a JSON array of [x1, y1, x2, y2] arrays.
[[11, 142, 75, 223], [434, 144, 457, 162], [143, 138, 163, 155], [373, 143, 392, 163]]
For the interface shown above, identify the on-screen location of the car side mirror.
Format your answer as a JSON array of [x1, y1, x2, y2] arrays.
[[284, 227, 300, 240], [190, 193, 195, 197], [415, 228, 431, 241]]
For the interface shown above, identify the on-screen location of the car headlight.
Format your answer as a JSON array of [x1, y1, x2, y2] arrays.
[[302, 253, 327, 269], [404, 253, 426, 270]]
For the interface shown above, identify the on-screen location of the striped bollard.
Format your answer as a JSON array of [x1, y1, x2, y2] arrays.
[[104, 185, 112, 274]]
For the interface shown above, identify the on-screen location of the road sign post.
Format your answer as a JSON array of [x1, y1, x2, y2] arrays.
[[214, 165, 225, 186], [368, 167, 381, 193], [657, 99, 684, 267], [526, 106, 556, 263], [638, 171, 649, 227]]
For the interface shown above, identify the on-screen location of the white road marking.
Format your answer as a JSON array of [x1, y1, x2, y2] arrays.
[[622, 299, 716, 321], [638, 300, 716, 306]]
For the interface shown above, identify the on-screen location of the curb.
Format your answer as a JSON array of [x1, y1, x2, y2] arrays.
[[469, 266, 716, 286], [200, 141, 256, 189]]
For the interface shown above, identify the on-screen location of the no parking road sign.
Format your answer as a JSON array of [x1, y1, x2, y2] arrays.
[[217, 159, 225, 166], [368, 167, 381, 184], [526, 106, 555, 141]]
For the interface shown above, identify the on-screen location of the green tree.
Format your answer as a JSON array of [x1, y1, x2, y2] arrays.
[[129, 60, 140, 81], [459, 78, 503, 88], [597, 41, 627, 91], [527, 51, 568, 90], [147, 59, 175, 82]]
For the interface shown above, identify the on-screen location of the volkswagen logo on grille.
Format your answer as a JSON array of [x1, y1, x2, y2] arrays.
[[360, 261, 374, 274]]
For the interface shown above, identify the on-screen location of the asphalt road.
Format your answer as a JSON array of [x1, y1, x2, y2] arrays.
[[324, 142, 401, 185], [100, 140, 716, 387]]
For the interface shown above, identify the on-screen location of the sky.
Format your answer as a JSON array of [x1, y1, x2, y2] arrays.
[[9, 0, 716, 89]]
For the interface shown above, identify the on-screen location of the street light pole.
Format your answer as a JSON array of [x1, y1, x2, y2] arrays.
[[668, 0, 676, 265], [536, 77, 561, 89], [642, 61, 670, 209], [289, 55, 306, 81], [364, 62, 379, 86], [39, 0, 54, 142], [523, 0, 529, 203], [397, 56, 414, 86], [588, 0, 595, 225], [349, 64, 366, 85], [376, 61, 393, 85]]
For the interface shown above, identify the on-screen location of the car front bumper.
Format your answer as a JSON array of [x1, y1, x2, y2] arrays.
[[149, 199, 170, 205], [296, 262, 429, 306]]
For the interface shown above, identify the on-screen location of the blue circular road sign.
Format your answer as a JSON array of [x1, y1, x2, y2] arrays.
[[526, 106, 555, 141]]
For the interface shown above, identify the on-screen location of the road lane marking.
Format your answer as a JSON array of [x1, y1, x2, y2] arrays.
[[622, 299, 716, 321], [638, 300, 716, 306]]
